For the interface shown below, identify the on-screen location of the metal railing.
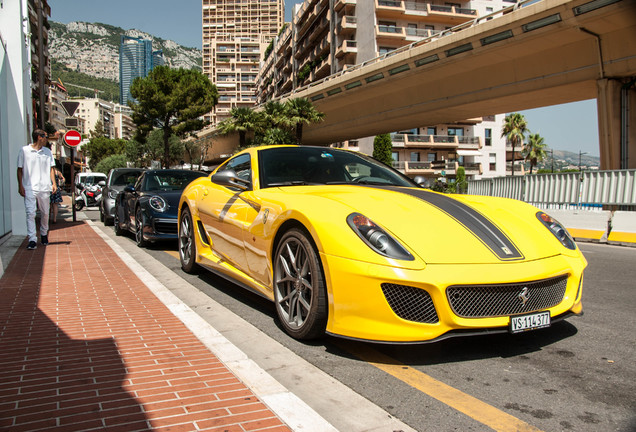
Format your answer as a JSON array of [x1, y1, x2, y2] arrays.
[[467, 170, 636, 208]]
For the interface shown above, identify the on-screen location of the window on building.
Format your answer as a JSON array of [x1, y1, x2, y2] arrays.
[[410, 152, 420, 162], [392, 152, 399, 162], [448, 127, 464, 137], [489, 153, 497, 171], [427, 127, 437, 136], [428, 152, 437, 162], [485, 128, 492, 146]]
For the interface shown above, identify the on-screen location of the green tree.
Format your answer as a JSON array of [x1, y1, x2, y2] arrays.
[[129, 66, 218, 168], [283, 98, 324, 144], [82, 136, 127, 170], [455, 166, 467, 194], [372, 133, 393, 166], [91, 120, 105, 138], [523, 133, 548, 174], [127, 128, 184, 168], [94, 154, 129, 174], [501, 113, 528, 176], [217, 106, 262, 148]]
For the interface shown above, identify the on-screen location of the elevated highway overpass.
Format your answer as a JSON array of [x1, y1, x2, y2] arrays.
[[281, 0, 636, 170]]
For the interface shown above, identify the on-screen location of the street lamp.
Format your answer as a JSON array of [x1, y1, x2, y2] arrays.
[[578, 150, 588, 172]]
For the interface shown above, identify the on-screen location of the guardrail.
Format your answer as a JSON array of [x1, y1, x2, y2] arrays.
[[467, 170, 636, 209]]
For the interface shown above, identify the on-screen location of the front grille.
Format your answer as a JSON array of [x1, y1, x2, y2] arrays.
[[381, 284, 439, 324], [447, 275, 568, 318], [154, 219, 177, 235]]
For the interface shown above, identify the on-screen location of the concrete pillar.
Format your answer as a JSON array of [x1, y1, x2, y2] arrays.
[[597, 78, 636, 170]]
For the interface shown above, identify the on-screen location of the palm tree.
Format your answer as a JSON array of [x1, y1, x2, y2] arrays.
[[523, 133, 548, 174], [262, 100, 287, 129], [284, 98, 325, 144], [217, 107, 261, 148], [501, 113, 528, 176]]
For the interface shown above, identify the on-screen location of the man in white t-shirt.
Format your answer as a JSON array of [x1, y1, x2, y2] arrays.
[[17, 129, 58, 250]]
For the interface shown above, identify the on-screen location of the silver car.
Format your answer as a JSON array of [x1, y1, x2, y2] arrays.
[[99, 168, 144, 225]]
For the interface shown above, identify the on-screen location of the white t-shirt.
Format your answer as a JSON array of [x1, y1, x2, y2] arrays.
[[17, 144, 54, 192]]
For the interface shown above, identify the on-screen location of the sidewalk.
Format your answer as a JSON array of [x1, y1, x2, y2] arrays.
[[0, 215, 327, 431]]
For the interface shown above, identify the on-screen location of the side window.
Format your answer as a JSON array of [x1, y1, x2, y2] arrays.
[[226, 154, 252, 183], [135, 175, 144, 191]]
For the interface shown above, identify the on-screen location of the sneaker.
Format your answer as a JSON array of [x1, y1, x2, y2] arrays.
[[41, 235, 48, 246], [27, 241, 37, 250]]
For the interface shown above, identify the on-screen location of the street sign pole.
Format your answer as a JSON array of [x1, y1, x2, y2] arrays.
[[71, 147, 76, 222], [63, 129, 82, 222]]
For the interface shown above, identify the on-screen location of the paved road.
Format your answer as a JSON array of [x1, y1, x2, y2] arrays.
[[86, 207, 636, 432]]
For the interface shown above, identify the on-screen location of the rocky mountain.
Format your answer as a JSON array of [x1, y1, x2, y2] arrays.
[[49, 21, 202, 82]]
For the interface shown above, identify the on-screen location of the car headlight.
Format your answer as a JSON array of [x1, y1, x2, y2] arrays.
[[347, 213, 414, 261], [149, 196, 167, 212], [536, 211, 576, 250], [108, 190, 118, 199]]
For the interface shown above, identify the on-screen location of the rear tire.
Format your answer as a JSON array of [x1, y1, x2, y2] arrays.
[[179, 208, 198, 273], [273, 228, 327, 340]]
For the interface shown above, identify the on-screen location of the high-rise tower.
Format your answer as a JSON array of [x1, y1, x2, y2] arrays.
[[119, 36, 164, 106], [202, 0, 284, 125]]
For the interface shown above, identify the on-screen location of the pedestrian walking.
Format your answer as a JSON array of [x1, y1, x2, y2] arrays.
[[50, 167, 65, 223], [17, 129, 57, 249]]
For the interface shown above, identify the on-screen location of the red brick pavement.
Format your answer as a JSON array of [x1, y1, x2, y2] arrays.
[[0, 220, 291, 432]]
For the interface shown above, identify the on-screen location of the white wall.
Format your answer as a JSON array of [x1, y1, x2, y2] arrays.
[[0, 0, 33, 238]]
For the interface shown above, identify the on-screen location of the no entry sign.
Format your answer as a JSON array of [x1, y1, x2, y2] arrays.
[[63, 130, 82, 147]]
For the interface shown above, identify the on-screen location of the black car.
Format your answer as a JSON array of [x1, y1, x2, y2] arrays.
[[100, 168, 145, 225], [114, 169, 207, 247]]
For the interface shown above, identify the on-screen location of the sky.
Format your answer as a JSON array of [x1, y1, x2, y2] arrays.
[[49, 0, 599, 156]]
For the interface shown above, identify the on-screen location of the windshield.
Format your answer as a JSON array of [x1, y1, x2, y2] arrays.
[[144, 171, 205, 191], [258, 146, 416, 188], [112, 171, 142, 186]]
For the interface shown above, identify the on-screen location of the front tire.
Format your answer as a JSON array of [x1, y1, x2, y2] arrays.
[[113, 211, 123, 236], [179, 208, 198, 273], [273, 228, 327, 340], [135, 207, 148, 248], [74, 200, 84, 211]]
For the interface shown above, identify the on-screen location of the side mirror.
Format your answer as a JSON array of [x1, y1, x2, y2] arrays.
[[413, 176, 430, 188], [211, 169, 250, 191], [98, 181, 106, 187]]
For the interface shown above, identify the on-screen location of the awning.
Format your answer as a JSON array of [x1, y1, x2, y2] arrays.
[[456, 149, 482, 156]]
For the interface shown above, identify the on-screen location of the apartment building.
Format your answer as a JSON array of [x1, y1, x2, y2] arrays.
[[257, 0, 519, 180], [202, 0, 284, 125]]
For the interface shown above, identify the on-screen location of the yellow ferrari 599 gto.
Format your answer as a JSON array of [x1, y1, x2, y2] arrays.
[[178, 145, 587, 343]]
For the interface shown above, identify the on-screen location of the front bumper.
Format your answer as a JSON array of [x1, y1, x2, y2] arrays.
[[321, 252, 586, 343], [142, 217, 178, 241]]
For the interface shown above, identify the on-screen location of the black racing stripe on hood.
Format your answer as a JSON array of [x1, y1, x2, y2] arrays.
[[376, 186, 524, 261]]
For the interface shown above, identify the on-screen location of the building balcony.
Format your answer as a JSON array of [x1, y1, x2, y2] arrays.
[[376, 0, 405, 20], [337, 16, 357, 35], [393, 161, 435, 176], [375, 25, 406, 42], [336, 39, 358, 58], [335, 0, 356, 12], [460, 162, 483, 176], [457, 136, 482, 149], [424, 3, 478, 25], [391, 134, 459, 149], [405, 27, 441, 42]]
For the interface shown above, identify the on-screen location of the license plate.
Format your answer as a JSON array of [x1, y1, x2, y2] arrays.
[[509, 311, 551, 334]]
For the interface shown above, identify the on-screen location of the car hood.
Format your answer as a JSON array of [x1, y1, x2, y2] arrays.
[[279, 185, 568, 265]]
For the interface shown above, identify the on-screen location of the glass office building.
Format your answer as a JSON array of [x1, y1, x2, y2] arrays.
[[119, 36, 164, 106]]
